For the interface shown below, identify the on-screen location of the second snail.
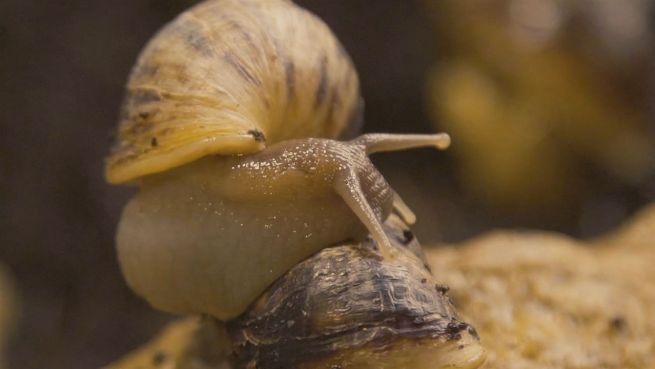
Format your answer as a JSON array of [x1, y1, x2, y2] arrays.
[[106, 0, 484, 368]]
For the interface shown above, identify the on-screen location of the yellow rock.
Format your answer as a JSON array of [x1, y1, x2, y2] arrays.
[[103, 318, 232, 369], [428, 205, 655, 369]]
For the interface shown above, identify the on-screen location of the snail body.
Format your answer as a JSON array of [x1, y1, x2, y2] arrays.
[[117, 134, 449, 319], [108, 0, 450, 320]]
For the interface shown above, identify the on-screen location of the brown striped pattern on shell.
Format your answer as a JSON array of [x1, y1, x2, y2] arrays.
[[106, 0, 361, 184], [228, 220, 480, 369]]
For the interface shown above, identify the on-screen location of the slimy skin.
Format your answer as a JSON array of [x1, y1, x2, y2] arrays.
[[117, 133, 450, 320]]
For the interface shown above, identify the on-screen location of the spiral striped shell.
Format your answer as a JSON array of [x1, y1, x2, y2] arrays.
[[105, 0, 361, 184]]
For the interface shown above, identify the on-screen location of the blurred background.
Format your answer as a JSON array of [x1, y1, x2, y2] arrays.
[[0, 0, 654, 368]]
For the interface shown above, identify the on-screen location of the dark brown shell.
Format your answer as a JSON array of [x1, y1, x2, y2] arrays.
[[227, 219, 484, 369]]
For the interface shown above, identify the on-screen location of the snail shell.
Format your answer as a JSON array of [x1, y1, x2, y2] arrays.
[[228, 216, 486, 369], [106, 0, 361, 185]]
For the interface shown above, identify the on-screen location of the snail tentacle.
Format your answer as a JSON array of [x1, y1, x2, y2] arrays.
[[354, 133, 451, 154], [346, 132, 452, 227], [334, 168, 397, 260], [392, 190, 417, 225]]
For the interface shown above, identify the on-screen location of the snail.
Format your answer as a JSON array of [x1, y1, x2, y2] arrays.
[[103, 217, 486, 369], [106, 0, 451, 321], [227, 215, 486, 369]]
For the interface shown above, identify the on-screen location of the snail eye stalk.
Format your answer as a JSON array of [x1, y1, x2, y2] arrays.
[[353, 133, 451, 154], [334, 168, 395, 258]]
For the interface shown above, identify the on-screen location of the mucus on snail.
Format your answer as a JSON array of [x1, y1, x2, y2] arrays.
[[106, 0, 451, 321]]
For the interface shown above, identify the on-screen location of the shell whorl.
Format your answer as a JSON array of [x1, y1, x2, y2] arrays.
[[106, 0, 361, 184]]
